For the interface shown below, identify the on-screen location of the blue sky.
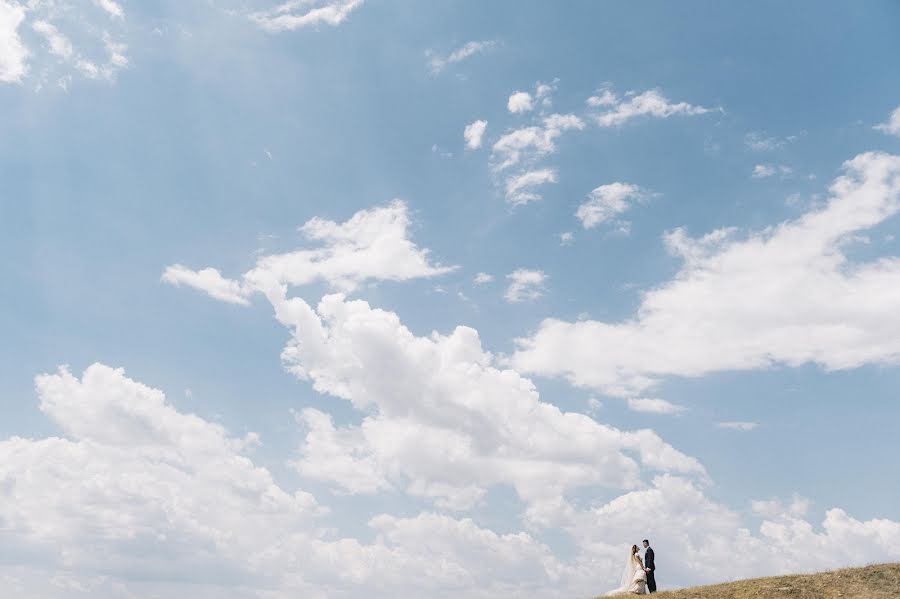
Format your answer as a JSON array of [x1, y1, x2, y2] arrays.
[[2, 1, 900, 597]]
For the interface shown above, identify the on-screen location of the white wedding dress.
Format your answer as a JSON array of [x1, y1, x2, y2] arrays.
[[606, 553, 647, 595]]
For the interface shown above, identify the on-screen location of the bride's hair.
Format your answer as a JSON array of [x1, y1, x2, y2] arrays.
[[631, 544, 639, 555]]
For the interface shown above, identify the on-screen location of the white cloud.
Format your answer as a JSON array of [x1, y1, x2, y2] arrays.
[[492, 113, 585, 171], [535, 81, 555, 98], [365, 512, 568, 592], [576, 182, 648, 229], [752, 164, 776, 178], [428, 40, 495, 74], [162, 200, 456, 303], [154, 189, 900, 594], [464, 119, 487, 149], [512, 152, 900, 396], [162, 265, 251, 305], [535, 79, 557, 107], [1, 1, 129, 87], [94, 0, 124, 19], [785, 192, 803, 207], [166, 237, 710, 527], [752, 495, 809, 518], [504, 168, 557, 205], [561, 475, 900, 593], [75, 57, 100, 78], [479, 84, 705, 209], [32, 20, 72, 59], [273, 292, 703, 516], [874, 106, 900, 138], [559, 231, 574, 245], [103, 33, 127, 68], [586, 89, 617, 107], [626, 397, 686, 415], [745, 131, 797, 152], [505, 268, 547, 302], [753, 163, 793, 179], [507, 91, 533, 114], [718, 421, 758, 431], [591, 88, 712, 127], [292, 408, 391, 494], [431, 143, 452, 158], [250, 0, 365, 32], [473, 272, 493, 284], [0, 0, 28, 82], [3, 360, 899, 596], [0, 364, 328, 591], [0, 363, 598, 597], [488, 113, 582, 204], [477, 83, 595, 207]]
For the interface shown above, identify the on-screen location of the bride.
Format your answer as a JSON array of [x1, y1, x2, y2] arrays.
[[606, 544, 648, 595]]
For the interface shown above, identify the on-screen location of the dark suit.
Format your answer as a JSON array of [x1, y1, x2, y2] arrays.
[[644, 547, 656, 593]]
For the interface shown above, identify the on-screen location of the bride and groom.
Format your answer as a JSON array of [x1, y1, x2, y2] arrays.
[[608, 539, 656, 595]]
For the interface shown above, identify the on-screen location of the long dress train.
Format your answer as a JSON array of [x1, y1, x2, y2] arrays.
[[607, 554, 647, 595]]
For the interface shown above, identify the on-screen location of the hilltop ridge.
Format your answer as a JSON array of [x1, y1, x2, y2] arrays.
[[594, 563, 900, 598]]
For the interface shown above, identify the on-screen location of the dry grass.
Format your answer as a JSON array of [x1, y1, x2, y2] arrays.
[[593, 563, 900, 599]]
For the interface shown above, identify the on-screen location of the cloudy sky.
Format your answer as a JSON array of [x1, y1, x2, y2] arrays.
[[2, 1, 900, 597]]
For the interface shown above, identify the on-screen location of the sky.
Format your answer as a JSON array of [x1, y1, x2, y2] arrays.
[[2, 1, 900, 597]]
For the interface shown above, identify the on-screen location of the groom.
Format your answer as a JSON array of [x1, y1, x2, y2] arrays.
[[643, 539, 656, 593]]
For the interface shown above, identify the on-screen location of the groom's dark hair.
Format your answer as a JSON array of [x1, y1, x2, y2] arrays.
[[643, 539, 649, 544]]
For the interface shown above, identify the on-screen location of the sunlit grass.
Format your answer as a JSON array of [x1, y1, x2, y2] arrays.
[[594, 563, 900, 598]]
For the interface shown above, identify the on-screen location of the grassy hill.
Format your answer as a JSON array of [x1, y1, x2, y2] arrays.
[[595, 563, 900, 598]]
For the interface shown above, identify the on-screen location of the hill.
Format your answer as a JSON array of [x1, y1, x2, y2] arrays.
[[595, 563, 900, 598]]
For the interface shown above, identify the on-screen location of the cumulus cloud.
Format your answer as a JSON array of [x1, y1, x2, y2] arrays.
[[94, 0, 124, 19], [226, 268, 747, 595], [752, 495, 809, 518], [153, 187, 900, 595], [752, 164, 776, 178], [162, 200, 456, 303], [492, 113, 585, 171], [512, 152, 900, 396], [2, 360, 898, 596], [428, 40, 496, 74], [874, 106, 900, 138], [590, 88, 712, 127], [366, 512, 568, 592], [473, 272, 493, 284], [490, 113, 584, 203], [586, 89, 617, 107], [561, 475, 900, 593], [745, 131, 798, 152], [504, 268, 547, 303], [162, 265, 251, 305], [250, 0, 365, 32], [0, 364, 326, 591], [0, 363, 598, 598], [0, 1, 29, 82], [507, 91, 533, 113], [273, 293, 703, 513], [292, 407, 392, 494], [576, 182, 649, 229], [476, 84, 707, 207], [535, 79, 557, 108], [1, 0, 129, 87], [752, 163, 793, 179], [32, 20, 73, 59], [626, 397, 686, 415], [167, 247, 700, 519], [464, 119, 487, 149], [504, 168, 557, 205]]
